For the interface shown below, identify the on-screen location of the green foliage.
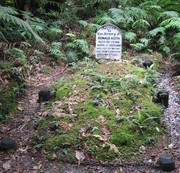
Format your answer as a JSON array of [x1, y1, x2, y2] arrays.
[[149, 27, 165, 36], [0, 5, 44, 43], [65, 33, 90, 60], [160, 17, 180, 30], [49, 42, 66, 60], [74, 39, 90, 54], [93, 13, 116, 25], [159, 11, 179, 19], [124, 31, 137, 42], [132, 19, 150, 30], [93, 1, 179, 56], [4, 48, 27, 63], [173, 33, 180, 46], [130, 38, 150, 51]]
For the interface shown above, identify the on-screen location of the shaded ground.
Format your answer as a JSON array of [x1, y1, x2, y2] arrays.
[[0, 58, 179, 173]]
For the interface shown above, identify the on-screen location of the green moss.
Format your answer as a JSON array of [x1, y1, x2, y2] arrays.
[[134, 102, 162, 123], [75, 100, 99, 120], [82, 137, 117, 161], [0, 91, 17, 115], [98, 106, 115, 118], [110, 126, 134, 146], [56, 83, 72, 99]]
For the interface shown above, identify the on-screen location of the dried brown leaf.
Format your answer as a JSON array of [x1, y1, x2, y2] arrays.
[[59, 121, 72, 131], [98, 115, 107, 124], [108, 143, 120, 154], [75, 151, 85, 167], [92, 134, 108, 142]]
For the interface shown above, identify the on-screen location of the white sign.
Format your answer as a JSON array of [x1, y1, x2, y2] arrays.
[[96, 24, 122, 60]]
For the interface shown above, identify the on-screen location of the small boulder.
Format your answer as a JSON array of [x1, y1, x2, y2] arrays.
[[158, 153, 175, 172], [142, 60, 153, 68], [0, 137, 18, 151], [38, 88, 55, 103], [157, 90, 169, 108]]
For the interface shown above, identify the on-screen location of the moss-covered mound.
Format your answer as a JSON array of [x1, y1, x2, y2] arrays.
[[35, 56, 163, 162]]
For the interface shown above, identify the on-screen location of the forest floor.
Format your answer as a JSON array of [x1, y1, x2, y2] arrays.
[[0, 56, 179, 173]]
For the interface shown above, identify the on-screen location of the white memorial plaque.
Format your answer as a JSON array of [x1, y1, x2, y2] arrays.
[[96, 24, 122, 60]]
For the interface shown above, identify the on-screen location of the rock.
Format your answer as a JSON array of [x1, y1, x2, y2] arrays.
[[0, 137, 18, 150], [142, 60, 153, 68], [38, 88, 55, 103], [157, 90, 169, 108], [158, 153, 175, 172]]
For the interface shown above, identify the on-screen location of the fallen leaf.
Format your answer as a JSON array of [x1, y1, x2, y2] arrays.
[[75, 151, 85, 167], [168, 143, 173, 149], [3, 162, 11, 171], [59, 121, 72, 131], [98, 115, 107, 124], [17, 105, 24, 111], [93, 134, 108, 142], [108, 143, 120, 154]]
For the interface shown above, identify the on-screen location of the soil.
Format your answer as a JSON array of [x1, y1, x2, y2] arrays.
[[0, 58, 179, 173]]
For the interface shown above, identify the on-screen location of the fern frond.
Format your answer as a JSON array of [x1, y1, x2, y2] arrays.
[[124, 31, 137, 42], [108, 8, 129, 24], [49, 42, 65, 59], [141, 2, 162, 12], [149, 27, 165, 36], [157, 0, 180, 12], [173, 32, 180, 46], [49, 28, 62, 34], [93, 14, 116, 25], [79, 20, 100, 32], [160, 17, 180, 30], [74, 39, 90, 54], [139, 38, 150, 46], [65, 42, 77, 49], [50, 42, 62, 49], [160, 45, 171, 54], [126, 7, 148, 20], [108, 8, 125, 19], [66, 50, 78, 62], [159, 11, 179, 20], [0, 31, 9, 42], [0, 6, 18, 15], [0, 6, 44, 43], [158, 35, 166, 44], [130, 43, 145, 51], [132, 19, 150, 29]]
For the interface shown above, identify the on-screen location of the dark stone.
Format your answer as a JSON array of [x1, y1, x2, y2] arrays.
[[142, 60, 153, 68], [0, 137, 17, 150], [38, 88, 55, 103], [158, 153, 175, 172], [157, 90, 169, 108]]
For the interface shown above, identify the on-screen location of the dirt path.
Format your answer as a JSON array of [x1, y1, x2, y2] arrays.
[[0, 60, 179, 173]]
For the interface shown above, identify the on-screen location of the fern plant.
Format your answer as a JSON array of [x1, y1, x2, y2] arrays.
[[124, 31, 137, 43], [4, 48, 27, 64], [0, 5, 44, 43], [49, 42, 66, 60]]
